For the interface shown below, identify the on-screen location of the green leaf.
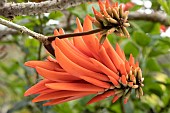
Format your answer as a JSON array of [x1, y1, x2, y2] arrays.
[[53, 103, 73, 113], [149, 38, 170, 57], [150, 23, 161, 34], [131, 21, 157, 33], [49, 11, 63, 19], [158, 0, 170, 15], [146, 58, 161, 72], [133, 31, 151, 47], [123, 41, 139, 57], [130, 5, 141, 11], [68, 3, 87, 20], [110, 101, 121, 113], [144, 76, 163, 97], [159, 37, 170, 47]]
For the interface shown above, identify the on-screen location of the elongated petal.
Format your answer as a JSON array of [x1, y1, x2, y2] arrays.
[[25, 61, 61, 71], [98, 0, 105, 12], [36, 67, 81, 81], [56, 38, 88, 61], [80, 76, 111, 89], [125, 60, 130, 73], [55, 38, 99, 72], [24, 79, 51, 96], [129, 54, 134, 66], [90, 58, 119, 80], [103, 39, 124, 70], [82, 16, 101, 61], [47, 56, 58, 63], [119, 63, 127, 75], [87, 90, 115, 104], [46, 83, 105, 92], [99, 46, 118, 73], [55, 47, 109, 81], [73, 30, 93, 57], [105, 0, 110, 9], [108, 76, 121, 88], [116, 43, 125, 61], [43, 95, 87, 106], [33, 91, 96, 102], [40, 88, 56, 94], [54, 29, 60, 35]]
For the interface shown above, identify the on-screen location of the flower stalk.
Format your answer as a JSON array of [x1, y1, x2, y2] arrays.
[[47, 28, 104, 42]]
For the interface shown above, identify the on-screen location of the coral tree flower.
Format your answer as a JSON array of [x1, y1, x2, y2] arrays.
[[24, 15, 144, 106], [88, 0, 130, 44]]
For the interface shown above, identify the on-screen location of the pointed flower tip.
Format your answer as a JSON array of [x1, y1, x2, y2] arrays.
[[24, 61, 34, 67], [87, 15, 94, 21], [105, 0, 110, 7], [32, 98, 38, 103], [76, 17, 80, 23], [112, 95, 119, 103], [24, 90, 31, 96], [124, 98, 128, 104], [98, 0, 105, 11], [43, 103, 49, 106], [98, 0, 102, 4], [92, 6, 96, 13], [86, 101, 92, 105], [91, 0, 130, 38], [24, 92, 28, 96], [24, 61, 29, 66]]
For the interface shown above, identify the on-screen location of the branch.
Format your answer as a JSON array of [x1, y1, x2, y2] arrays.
[[0, 0, 6, 8], [128, 12, 170, 26], [0, 0, 92, 18], [0, 18, 50, 45], [0, 0, 169, 26], [0, 17, 103, 57], [0, 28, 18, 38]]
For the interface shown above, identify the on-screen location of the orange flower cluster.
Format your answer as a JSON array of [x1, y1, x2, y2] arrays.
[[24, 15, 144, 106], [88, 0, 130, 43]]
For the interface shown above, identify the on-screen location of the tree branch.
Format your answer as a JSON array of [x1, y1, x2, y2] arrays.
[[0, 0, 169, 26], [128, 12, 170, 26], [0, 18, 50, 45], [0, 0, 92, 18], [0, 11, 170, 57], [0, 28, 18, 38], [0, 0, 6, 8]]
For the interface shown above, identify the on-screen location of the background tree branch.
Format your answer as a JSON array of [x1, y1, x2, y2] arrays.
[[0, 0, 169, 26], [128, 12, 170, 26], [0, 28, 18, 38], [0, 0, 6, 8], [0, 0, 92, 18]]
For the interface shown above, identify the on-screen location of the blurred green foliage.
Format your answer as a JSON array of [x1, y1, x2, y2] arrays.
[[0, 0, 170, 113]]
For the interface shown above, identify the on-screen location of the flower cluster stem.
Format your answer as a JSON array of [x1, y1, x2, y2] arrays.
[[47, 28, 104, 42]]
